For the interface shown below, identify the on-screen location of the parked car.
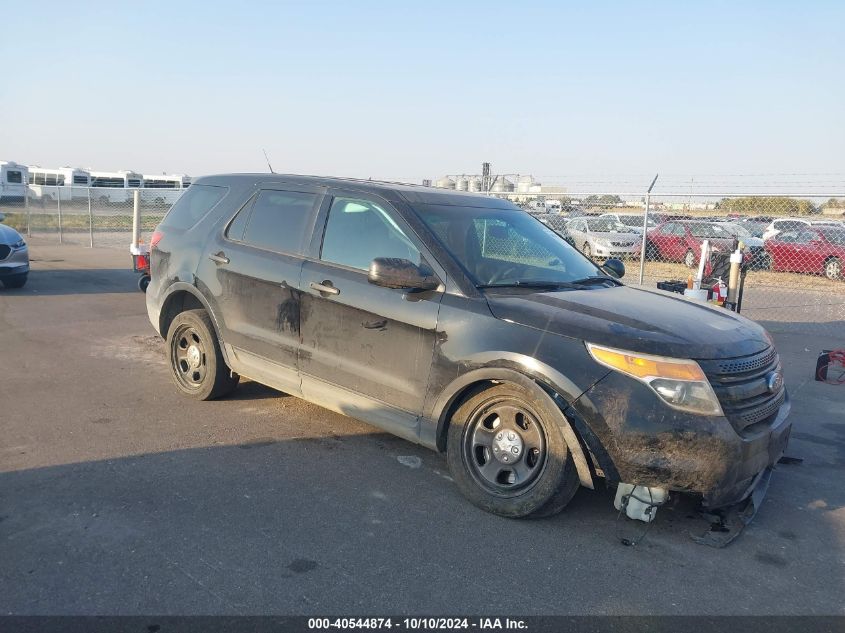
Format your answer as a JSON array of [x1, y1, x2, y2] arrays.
[[762, 217, 842, 241], [534, 213, 574, 246], [0, 219, 29, 288], [147, 174, 791, 519], [716, 222, 770, 269], [646, 220, 736, 267], [764, 226, 845, 280], [599, 213, 657, 234], [566, 216, 643, 259]]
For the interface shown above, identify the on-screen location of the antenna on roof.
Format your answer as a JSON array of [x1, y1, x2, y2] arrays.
[[262, 149, 275, 174]]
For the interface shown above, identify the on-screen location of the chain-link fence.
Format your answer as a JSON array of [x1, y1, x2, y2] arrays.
[[0, 186, 182, 248], [2, 180, 843, 336], [518, 192, 845, 337]]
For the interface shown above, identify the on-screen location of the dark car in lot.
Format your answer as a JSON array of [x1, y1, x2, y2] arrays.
[[765, 226, 845, 280], [146, 175, 791, 518]]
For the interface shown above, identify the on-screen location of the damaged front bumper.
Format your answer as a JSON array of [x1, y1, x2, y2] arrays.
[[567, 369, 793, 511]]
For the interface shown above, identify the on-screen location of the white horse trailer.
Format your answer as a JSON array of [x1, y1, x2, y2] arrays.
[[0, 161, 28, 202], [28, 166, 91, 201], [89, 170, 143, 203]]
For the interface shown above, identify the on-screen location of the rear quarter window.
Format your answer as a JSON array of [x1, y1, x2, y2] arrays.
[[160, 184, 228, 230]]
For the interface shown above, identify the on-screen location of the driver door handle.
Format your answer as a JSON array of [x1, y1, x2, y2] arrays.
[[209, 252, 230, 265], [310, 281, 340, 296]]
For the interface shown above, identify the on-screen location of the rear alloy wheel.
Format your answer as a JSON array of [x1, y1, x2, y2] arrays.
[[167, 309, 239, 400], [825, 257, 842, 280], [684, 249, 696, 268], [582, 243, 592, 258], [446, 383, 580, 518]]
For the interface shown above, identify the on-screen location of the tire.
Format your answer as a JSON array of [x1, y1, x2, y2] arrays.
[[138, 274, 151, 293], [684, 249, 696, 268], [446, 382, 580, 519], [166, 309, 239, 400], [2, 273, 27, 289], [582, 243, 591, 258], [825, 257, 842, 280], [645, 241, 658, 261]]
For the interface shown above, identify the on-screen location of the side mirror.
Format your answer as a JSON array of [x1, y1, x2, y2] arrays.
[[368, 258, 440, 291], [602, 258, 625, 279]]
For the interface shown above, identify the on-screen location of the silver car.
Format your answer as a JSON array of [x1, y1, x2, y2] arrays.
[[566, 216, 643, 259], [0, 215, 29, 288]]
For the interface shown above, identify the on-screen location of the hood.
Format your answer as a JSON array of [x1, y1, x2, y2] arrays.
[[594, 231, 641, 243], [485, 285, 769, 360], [742, 236, 764, 248], [0, 222, 23, 244]]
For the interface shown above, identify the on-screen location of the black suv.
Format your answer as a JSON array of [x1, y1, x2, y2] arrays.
[[147, 175, 791, 518]]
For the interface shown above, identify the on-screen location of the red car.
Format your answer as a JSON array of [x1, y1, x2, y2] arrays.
[[646, 221, 736, 268], [764, 226, 845, 280]]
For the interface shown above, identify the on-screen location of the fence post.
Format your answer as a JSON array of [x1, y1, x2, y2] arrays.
[[24, 183, 31, 237], [132, 189, 141, 250], [637, 174, 659, 285], [88, 188, 94, 248], [57, 188, 63, 244]]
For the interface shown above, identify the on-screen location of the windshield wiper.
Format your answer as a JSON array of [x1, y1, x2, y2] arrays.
[[567, 275, 624, 287], [476, 280, 581, 290]]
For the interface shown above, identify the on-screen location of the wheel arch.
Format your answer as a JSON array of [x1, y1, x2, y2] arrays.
[[159, 284, 228, 363], [430, 367, 600, 490]]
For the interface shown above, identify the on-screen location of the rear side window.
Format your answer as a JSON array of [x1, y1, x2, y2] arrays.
[[160, 184, 227, 230], [241, 190, 319, 255]]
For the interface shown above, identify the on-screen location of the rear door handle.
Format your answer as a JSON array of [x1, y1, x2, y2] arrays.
[[310, 281, 340, 296], [209, 252, 230, 265]]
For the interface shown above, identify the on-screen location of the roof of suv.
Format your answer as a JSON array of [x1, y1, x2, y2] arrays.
[[194, 173, 516, 208]]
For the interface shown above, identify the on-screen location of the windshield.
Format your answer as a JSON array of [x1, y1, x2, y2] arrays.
[[618, 216, 655, 228], [585, 218, 630, 233], [723, 223, 751, 238], [688, 222, 732, 239], [412, 204, 602, 287], [820, 228, 845, 246]]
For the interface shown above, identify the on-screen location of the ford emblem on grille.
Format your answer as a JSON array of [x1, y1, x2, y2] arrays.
[[766, 370, 784, 393]]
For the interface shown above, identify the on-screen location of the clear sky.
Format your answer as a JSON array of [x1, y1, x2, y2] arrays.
[[3, 0, 844, 189]]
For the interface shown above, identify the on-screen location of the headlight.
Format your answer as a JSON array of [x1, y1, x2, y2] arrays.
[[594, 238, 611, 247], [586, 343, 723, 416], [12, 239, 26, 249]]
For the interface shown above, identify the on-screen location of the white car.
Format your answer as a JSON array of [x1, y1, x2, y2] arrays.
[[567, 216, 643, 259], [0, 219, 29, 288], [762, 218, 842, 241], [599, 213, 657, 235]]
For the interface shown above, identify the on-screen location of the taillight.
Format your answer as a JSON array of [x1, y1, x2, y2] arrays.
[[150, 230, 163, 250]]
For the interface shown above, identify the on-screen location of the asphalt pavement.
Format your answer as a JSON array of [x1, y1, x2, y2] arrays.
[[1, 240, 843, 615]]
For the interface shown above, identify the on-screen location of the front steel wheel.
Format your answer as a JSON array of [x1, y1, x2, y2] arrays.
[[465, 400, 547, 494], [446, 382, 580, 518], [166, 309, 238, 400]]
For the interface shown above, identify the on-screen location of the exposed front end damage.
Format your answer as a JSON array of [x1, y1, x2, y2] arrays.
[[566, 345, 792, 543]]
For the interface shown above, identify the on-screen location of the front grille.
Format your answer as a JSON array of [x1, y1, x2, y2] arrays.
[[0, 245, 10, 260], [610, 241, 635, 247], [698, 347, 785, 435]]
